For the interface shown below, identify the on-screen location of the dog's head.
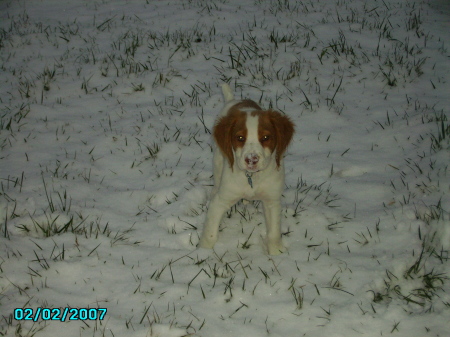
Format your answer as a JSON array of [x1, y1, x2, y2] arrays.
[[214, 100, 294, 172]]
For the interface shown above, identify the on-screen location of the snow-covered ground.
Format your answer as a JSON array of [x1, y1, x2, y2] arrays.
[[1, 0, 449, 336]]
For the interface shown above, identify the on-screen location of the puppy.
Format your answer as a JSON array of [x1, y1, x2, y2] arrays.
[[199, 84, 294, 255]]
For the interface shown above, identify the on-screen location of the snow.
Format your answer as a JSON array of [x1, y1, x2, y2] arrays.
[[1, 0, 449, 336]]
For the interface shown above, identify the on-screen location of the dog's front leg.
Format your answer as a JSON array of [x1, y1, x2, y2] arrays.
[[199, 194, 232, 249], [263, 200, 285, 255]]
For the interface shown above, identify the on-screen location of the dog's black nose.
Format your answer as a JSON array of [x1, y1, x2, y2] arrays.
[[245, 154, 259, 165]]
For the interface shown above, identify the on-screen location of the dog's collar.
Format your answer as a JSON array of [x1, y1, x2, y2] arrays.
[[245, 171, 253, 188]]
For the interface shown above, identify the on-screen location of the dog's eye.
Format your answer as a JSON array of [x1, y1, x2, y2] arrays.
[[261, 135, 270, 142], [237, 135, 246, 142]]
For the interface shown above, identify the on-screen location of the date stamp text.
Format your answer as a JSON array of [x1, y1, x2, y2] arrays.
[[14, 308, 107, 322]]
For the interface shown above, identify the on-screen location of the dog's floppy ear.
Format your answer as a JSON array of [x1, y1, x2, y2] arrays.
[[269, 111, 295, 167], [213, 115, 236, 169]]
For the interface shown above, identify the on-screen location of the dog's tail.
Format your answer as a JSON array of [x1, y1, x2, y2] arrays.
[[221, 83, 234, 102]]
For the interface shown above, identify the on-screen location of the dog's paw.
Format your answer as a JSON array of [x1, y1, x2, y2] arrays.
[[198, 236, 216, 249], [267, 239, 286, 255]]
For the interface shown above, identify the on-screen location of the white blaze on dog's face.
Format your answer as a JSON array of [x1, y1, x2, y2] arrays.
[[213, 100, 294, 173]]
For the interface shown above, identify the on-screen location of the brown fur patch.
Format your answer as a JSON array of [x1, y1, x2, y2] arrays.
[[214, 109, 246, 168], [251, 110, 295, 167]]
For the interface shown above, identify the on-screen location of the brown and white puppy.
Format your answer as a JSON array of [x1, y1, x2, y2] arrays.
[[199, 84, 294, 255]]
